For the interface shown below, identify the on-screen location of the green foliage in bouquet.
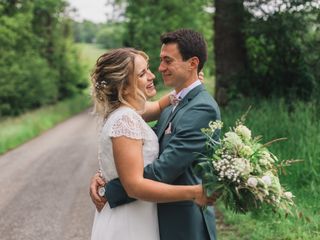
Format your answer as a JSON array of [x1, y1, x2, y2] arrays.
[[195, 115, 299, 215]]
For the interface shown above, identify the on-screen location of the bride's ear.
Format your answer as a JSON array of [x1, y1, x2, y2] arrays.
[[122, 86, 130, 96], [122, 82, 133, 96], [123, 74, 135, 96]]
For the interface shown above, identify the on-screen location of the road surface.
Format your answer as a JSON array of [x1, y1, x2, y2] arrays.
[[0, 110, 99, 240]]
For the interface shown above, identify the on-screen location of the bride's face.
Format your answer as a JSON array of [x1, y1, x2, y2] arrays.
[[133, 54, 157, 99]]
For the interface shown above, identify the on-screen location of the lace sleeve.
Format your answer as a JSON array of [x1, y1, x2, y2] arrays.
[[109, 111, 145, 139]]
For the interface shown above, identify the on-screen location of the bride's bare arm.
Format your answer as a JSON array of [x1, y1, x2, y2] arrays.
[[141, 93, 171, 122], [112, 136, 208, 204], [141, 71, 204, 122]]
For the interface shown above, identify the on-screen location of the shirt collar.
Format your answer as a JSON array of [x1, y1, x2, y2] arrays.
[[173, 80, 202, 100]]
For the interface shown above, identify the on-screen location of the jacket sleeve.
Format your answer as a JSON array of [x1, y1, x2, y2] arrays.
[[105, 103, 220, 208], [143, 105, 219, 183]]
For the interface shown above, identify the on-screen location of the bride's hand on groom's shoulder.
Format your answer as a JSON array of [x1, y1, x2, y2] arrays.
[[193, 185, 219, 207], [89, 173, 107, 212], [198, 71, 204, 84]]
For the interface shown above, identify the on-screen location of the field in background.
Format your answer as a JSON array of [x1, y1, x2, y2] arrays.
[[76, 43, 107, 74]]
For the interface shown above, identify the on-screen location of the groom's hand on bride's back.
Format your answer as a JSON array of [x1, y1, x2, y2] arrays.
[[89, 173, 107, 212]]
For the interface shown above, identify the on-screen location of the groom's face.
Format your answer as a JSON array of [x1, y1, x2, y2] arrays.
[[158, 43, 190, 92]]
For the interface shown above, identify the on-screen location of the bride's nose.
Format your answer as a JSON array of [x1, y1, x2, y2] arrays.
[[147, 69, 155, 81]]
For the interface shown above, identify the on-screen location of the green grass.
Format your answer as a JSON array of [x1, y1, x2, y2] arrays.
[[0, 94, 91, 154], [216, 98, 320, 240], [218, 191, 320, 240]]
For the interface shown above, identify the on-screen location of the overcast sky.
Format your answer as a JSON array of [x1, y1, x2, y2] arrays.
[[67, 0, 109, 23]]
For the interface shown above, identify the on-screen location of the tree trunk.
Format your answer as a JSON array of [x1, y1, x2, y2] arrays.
[[214, 0, 247, 106]]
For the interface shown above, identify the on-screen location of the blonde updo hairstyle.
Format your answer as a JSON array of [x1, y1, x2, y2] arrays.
[[91, 48, 148, 119]]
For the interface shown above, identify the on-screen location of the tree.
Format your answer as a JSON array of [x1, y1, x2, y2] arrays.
[[0, 1, 59, 116], [121, 0, 214, 84], [0, 0, 87, 116], [242, 0, 320, 101], [213, 0, 320, 104], [32, 0, 87, 99], [214, 0, 247, 106]]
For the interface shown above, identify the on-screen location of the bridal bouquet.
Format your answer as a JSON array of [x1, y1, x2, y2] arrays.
[[196, 116, 297, 214]]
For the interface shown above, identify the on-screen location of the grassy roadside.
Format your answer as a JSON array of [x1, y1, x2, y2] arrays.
[[0, 94, 91, 154]]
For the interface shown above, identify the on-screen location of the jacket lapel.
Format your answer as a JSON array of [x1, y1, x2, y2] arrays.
[[156, 105, 173, 138], [157, 84, 204, 139]]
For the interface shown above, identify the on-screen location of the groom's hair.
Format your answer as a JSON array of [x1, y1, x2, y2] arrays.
[[160, 29, 207, 73]]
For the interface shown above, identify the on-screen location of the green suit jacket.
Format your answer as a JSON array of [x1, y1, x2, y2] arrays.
[[105, 84, 220, 240]]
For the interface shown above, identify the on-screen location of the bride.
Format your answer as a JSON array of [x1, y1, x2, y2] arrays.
[[90, 48, 210, 240]]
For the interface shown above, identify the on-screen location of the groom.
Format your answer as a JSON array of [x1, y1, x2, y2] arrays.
[[90, 29, 220, 240]]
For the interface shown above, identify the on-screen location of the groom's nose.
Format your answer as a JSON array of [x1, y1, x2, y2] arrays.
[[158, 61, 166, 73]]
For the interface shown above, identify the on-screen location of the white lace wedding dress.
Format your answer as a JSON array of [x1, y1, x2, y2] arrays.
[[91, 106, 160, 240]]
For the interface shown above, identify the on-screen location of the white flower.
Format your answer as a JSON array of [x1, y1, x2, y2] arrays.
[[239, 145, 254, 158], [261, 151, 270, 158], [233, 158, 252, 176], [262, 175, 272, 186], [209, 120, 223, 131], [224, 132, 243, 148], [270, 176, 281, 193], [284, 191, 293, 199], [261, 151, 275, 163], [259, 158, 269, 166], [247, 177, 258, 187], [235, 124, 252, 140]]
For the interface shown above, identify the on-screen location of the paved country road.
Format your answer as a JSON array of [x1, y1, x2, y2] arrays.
[[0, 110, 100, 240]]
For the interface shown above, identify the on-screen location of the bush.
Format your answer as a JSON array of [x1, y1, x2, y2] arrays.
[[0, 52, 59, 116]]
